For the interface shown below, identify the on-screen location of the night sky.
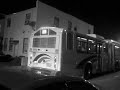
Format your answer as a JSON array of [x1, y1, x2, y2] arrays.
[[0, 0, 120, 41]]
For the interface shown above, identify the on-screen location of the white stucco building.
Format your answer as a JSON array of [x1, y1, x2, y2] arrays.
[[3, 1, 94, 58]]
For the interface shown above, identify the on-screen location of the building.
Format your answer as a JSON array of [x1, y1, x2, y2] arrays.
[[3, 1, 94, 58], [0, 19, 5, 53]]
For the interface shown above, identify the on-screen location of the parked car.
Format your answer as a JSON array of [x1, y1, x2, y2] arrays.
[[0, 76, 99, 90], [18, 76, 99, 90], [0, 54, 13, 62], [0, 51, 5, 56]]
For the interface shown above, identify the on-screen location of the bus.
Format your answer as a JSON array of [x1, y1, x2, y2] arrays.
[[27, 27, 120, 79]]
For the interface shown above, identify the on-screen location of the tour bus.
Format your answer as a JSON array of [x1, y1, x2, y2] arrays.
[[27, 27, 120, 79]]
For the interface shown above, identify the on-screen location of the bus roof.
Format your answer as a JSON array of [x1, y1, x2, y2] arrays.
[[105, 39, 120, 46]]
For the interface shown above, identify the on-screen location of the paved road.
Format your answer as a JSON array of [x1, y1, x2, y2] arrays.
[[89, 71, 120, 90]]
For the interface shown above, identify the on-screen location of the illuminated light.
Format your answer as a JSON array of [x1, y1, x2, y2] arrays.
[[34, 61, 37, 63], [88, 39, 94, 43], [54, 56, 56, 59], [41, 29, 48, 35], [103, 47, 106, 48], [105, 40, 109, 43], [115, 46, 119, 48], [89, 48, 90, 50], [64, 30, 66, 32], [81, 38, 86, 40], [77, 37, 80, 39], [36, 71, 41, 74], [111, 40, 114, 42], [13, 13, 16, 14], [30, 53, 33, 57], [77, 37, 80, 41]]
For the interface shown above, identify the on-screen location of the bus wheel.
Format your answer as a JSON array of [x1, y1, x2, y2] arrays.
[[84, 63, 92, 80]]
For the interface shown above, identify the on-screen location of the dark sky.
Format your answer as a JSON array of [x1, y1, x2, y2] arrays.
[[0, 0, 120, 41]]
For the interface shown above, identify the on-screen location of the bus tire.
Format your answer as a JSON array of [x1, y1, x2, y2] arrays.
[[84, 63, 92, 80]]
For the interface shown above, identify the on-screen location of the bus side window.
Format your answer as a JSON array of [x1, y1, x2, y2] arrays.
[[76, 36, 81, 52], [76, 36, 87, 53], [103, 43, 108, 53], [67, 32, 73, 50], [88, 39, 96, 53]]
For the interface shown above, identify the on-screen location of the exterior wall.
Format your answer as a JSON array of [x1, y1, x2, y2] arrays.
[[3, 8, 37, 57], [36, 1, 94, 34], [0, 19, 5, 52], [2, 1, 94, 58]]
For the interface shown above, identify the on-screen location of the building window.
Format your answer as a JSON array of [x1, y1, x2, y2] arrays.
[[9, 38, 13, 51], [74, 26, 77, 31], [23, 38, 28, 53], [68, 21, 72, 30], [4, 38, 8, 51], [67, 32, 73, 50], [25, 13, 31, 25], [54, 17, 59, 27], [88, 29, 91, 34], [7, 18, 11, 27]]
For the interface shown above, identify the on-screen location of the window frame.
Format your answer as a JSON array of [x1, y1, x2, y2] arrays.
[[68, 21, 72, 31], [9, 38, 13, 52], [76, 36, 88, 53], [53, 16, 59, 27], [87, 39, 97, 53], [67, 32, 73, 50], [7, 18, 11, 27], [23, 38, 28, 53], [4, 38, 8, 51], [24, 13, 31, 25]]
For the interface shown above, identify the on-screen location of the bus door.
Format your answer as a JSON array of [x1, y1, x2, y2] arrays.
[[111, 44, 115, 70], [108, 43, 114, 71], [97, 43, 102, 73]]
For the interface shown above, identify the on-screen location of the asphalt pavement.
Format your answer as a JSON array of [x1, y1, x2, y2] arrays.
[[89, 71, 120, 90]]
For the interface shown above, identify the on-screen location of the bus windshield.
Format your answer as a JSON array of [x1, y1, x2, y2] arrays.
[[33, 37, 56, 48]]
